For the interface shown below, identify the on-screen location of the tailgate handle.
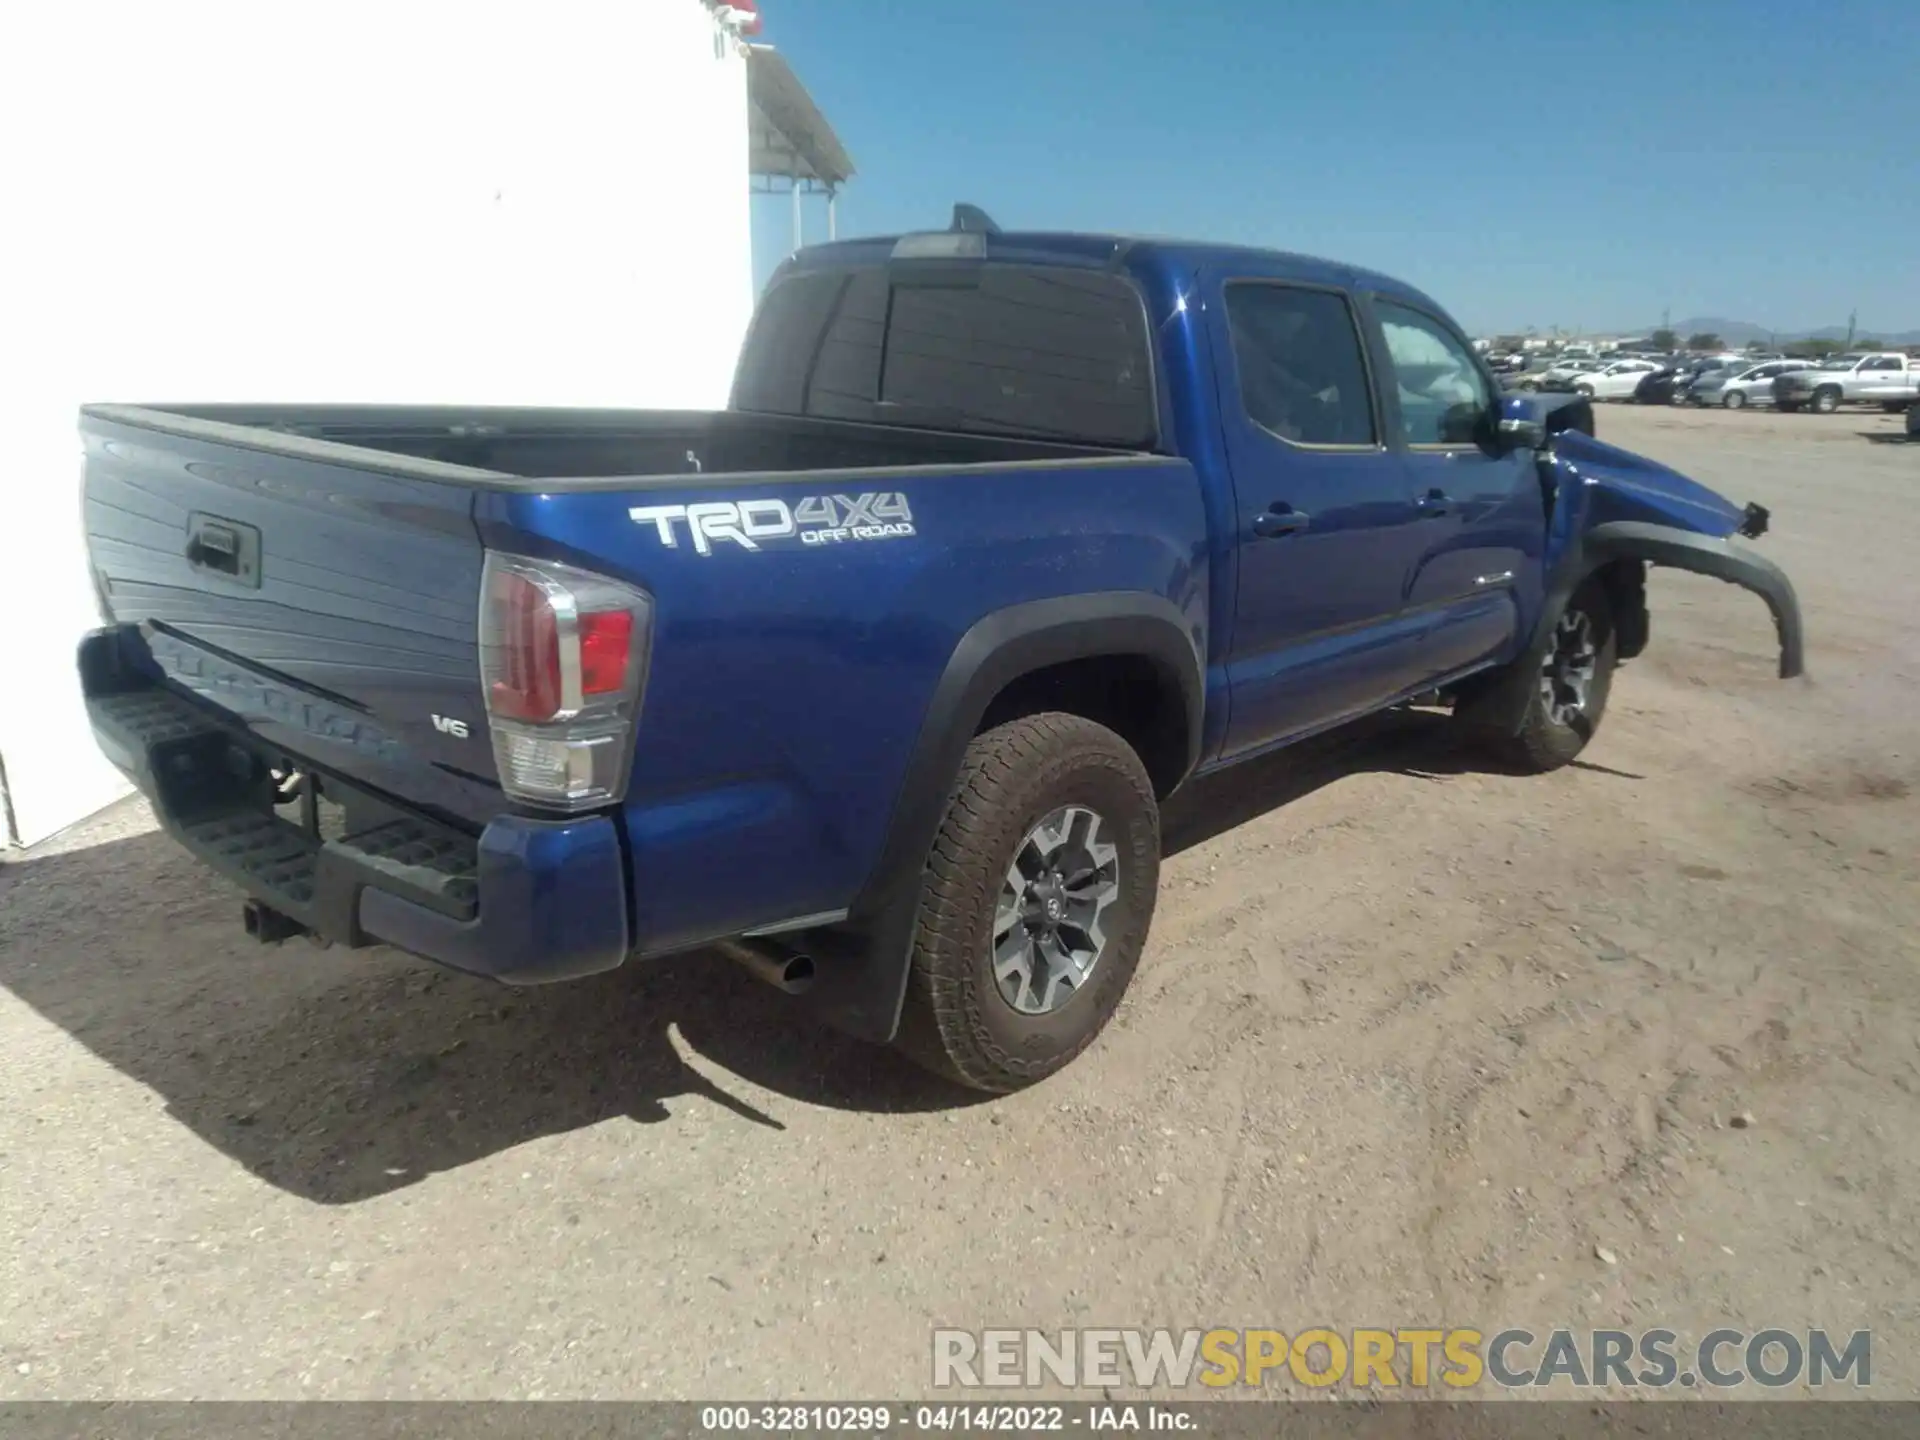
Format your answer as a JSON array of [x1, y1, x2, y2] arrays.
[[186, 513, 262, 587]]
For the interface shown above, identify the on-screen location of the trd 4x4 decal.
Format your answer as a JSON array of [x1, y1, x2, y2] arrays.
[[628, 493, 915, 556]]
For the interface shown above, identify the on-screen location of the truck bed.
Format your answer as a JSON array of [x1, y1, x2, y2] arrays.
[[82, 404, 1133, 487], [79, 403, 1194, 880]]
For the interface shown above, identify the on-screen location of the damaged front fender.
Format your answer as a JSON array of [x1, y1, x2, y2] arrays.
[[1538, 429, 1803, 680], [1582, 521, 1803, 679], [1463, 415, 1805, 737]]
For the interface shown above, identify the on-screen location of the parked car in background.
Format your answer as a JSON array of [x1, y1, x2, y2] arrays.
[[1677, 361, 1749, 406], [1633, 365, 1688, 406], [1774, 353, 1920, 413], [1509, 360, 1568, 392], [1690, 359, 1806, 409], [1662, 356, 1740, 403], [1573, 358, 1664, 400], [1533, 357, 1600, 392]]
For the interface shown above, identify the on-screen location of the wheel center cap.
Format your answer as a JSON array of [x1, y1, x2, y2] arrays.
[[1044, 897, 1064, 923]]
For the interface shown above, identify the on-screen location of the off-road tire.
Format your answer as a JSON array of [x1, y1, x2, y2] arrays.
[[1479, 579, 1619, 773], [894, 713, 1160, 1092]]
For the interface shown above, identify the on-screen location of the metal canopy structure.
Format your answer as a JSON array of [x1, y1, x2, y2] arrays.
[[746, 43, 854, 248]]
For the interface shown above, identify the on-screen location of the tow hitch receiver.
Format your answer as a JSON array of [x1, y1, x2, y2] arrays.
[[242, 899, 309, 945]]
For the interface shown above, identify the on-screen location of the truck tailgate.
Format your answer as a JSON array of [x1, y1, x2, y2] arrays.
[[81, 408, 503, 827]]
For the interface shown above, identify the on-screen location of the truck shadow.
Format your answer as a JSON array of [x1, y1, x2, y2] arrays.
[[0, 831, 969, 1205], [1162, 706, 1641, 853], [0, 706, 1555, 1206]]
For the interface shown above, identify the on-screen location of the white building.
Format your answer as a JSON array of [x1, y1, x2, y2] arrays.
[[0, 0, 848, 846]]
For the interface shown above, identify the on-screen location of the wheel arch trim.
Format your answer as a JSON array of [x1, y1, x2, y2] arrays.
[[787, 592, 1200, 1047], [1464, 519, 1803, 738], [855, 590, 1202, 923]]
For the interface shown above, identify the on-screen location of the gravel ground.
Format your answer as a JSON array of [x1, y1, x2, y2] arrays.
[[2, 405, 1916, 1400]]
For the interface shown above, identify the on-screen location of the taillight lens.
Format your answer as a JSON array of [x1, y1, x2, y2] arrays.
[[478, 552, 653, 812], [578, 610, 634, 697], [486, 568, 564, 722]]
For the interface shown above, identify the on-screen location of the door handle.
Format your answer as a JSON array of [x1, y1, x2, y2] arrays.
[[184, 512, 262, 587], [1253, 506, 1311, 538], [1417, 489, 1455, 519], [186, 524, 240, 573]]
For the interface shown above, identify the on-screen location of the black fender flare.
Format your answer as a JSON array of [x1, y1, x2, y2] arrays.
[[1466, 522, 1804, 738], [1583, 522, 1803, 679], [797, 591, 1203, 1044]]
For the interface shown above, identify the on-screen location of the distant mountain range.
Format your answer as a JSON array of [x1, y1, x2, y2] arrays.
[[1648, 317, 1920, 346]]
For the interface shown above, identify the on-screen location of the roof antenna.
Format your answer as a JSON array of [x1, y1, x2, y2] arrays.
[[950, 203, 1001, 235]]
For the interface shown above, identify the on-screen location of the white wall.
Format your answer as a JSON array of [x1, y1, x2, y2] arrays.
[[1, 0, 753, 845]]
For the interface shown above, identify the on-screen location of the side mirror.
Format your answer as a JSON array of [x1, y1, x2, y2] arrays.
[[1494, 394, 1547, 451], [1495, 391, 1593, 450]]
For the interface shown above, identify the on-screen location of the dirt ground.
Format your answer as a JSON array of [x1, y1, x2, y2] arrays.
[[2, 405, 1916, 1401]]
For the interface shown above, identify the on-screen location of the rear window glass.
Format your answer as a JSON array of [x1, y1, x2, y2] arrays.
[[731, 263, 1157, 449], [1225, 283, 1378, 446]]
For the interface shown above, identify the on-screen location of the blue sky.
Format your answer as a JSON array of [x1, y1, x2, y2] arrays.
[[748, 0, 1919, 337]]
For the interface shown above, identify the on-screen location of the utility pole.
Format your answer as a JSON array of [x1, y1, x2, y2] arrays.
[[1845, 310, 1857, 347]]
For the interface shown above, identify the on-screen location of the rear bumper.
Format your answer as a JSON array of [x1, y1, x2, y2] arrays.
[[79, 629, 630, 983]]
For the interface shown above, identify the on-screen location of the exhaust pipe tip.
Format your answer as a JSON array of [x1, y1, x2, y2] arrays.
[[718, 938, 817, 995], [779, 952, 817, 994]]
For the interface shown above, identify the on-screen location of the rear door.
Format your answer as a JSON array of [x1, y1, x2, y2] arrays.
[[1362, 296, 1541, 684], [1206, 276, 1430, 758]]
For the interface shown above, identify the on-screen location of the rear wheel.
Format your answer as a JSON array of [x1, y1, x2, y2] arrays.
[[1723, 388, 1747, 410], [1476, 580, 1618, 773], [894, 713, 1160, 1092], [1812, 386, 1842, 415]]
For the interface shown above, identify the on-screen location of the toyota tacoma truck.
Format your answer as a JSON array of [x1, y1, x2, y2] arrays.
[[1772, 352, 1920, 413], [77, 210, 1804, 1092]]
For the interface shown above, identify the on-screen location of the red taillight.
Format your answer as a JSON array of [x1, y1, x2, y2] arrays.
[[578, 610, 634, 696], [478, 552, 654, 813], [486, 568, 563, 722]]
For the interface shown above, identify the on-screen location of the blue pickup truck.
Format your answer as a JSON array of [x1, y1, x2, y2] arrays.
[[78, 210, 1802, 1092]]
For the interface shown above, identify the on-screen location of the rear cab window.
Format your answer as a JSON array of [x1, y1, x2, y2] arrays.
[[731, 262, 1158, 450]]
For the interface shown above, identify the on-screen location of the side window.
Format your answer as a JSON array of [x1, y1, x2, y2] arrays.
[[1374, 301, 1493, 446], [1864, 355, 1899, 371], [1223, 284, 1377, 447]]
